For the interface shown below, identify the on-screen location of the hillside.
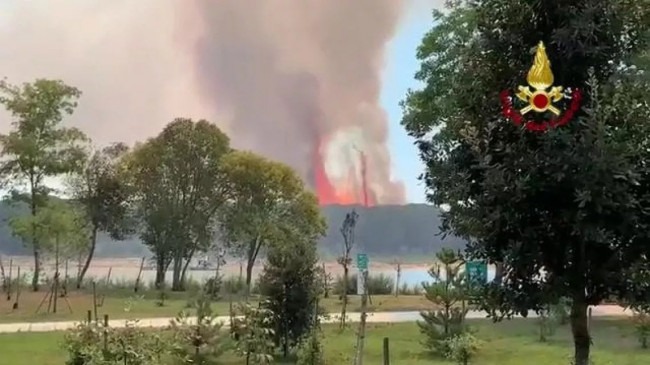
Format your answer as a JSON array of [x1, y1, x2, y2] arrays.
[[0, 203, 465, 259]]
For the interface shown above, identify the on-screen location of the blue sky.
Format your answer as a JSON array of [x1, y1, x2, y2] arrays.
[[381, 9, 433, 203]]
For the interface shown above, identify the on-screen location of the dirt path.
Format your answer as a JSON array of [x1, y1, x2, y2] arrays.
[[0, 305, 631, 333]]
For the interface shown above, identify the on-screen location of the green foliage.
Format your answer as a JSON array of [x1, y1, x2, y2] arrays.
[[169, 296, 230, 364], [444, 332, 481, 365], [632, 310, 650, 349], [219, 150, 326, 293], [69, 142, 134, 287], [0, 78, 88, 290], [296, 330, 325, 365], [63, 320, 166, 365], [9, 199, 87, 259], [333, 273, 395, 295], [402, 2, 650, 364], [418, 248, 470, 355], [125, 118, 231, 291], [259, 232, 320, 357], [232, 302, 276, 365]]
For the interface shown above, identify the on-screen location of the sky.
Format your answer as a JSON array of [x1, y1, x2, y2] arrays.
[[0, 1, 437, 204], [382, 7, 433, 203]]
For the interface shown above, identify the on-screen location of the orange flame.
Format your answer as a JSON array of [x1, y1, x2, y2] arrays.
[[313, 139, 375, 207]]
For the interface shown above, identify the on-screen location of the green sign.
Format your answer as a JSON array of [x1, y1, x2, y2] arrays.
[[466, 260, 488, 286], [356, 253, 369, 271]]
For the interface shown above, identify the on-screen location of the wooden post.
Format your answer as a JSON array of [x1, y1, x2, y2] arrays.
[[588, 307, 593, 331], [103, 314, 109, 351], [134, 257, 145, 293], [383, 337, 390, 365], [87, 310, 92, 323], [354, 270, 369, 365], [92, 281, 98, 323], [6, 259, 12, 301], [12, 267, 21, 310]]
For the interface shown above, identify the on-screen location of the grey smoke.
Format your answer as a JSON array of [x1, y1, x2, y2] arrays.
[[0, 0, 444, 203]]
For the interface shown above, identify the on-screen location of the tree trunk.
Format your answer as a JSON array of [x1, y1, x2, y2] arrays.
[[171, 255, 183, 291], [155, 255, 167, 289], [245, 258, 255, 299], [179, 247, 198, 290], [570, 297, 590, 365], [77, 227, 98, 289], [340, 264, 349, 328], [30, 183, 40, 292], [31, 248, 40, 292]]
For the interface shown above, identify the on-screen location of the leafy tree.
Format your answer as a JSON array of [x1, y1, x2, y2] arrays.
[[258, 198, 324, 357], [337, 210, 358, 328], [418, 248, 469, 355], [402, 2, 650, 364], [126, 118, 231, 290], [170, 295, 230, 364], [232, 302, 276, 365], [0, 78, 87, 291], [10, 199, 86, 312], [68, 142, 133, 288], [219, 150, 323, 297]]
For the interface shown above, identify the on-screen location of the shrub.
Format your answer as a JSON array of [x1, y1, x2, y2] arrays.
[[170, 296, 231, 364], [445, 332, 480, 365], [333, 273, 395, 296], [296, 331, 325, 365], [633, 310, 650, 349], [63, 319, 166, 365], [232, 302, 276, 365]]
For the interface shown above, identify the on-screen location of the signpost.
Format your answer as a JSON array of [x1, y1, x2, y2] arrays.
[[356, 253, 368, 295], [356, 253, 368, 271], [466, 260, 488, 287]]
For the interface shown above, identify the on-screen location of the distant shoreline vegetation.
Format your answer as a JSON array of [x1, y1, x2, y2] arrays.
[[0, 203, 466, 258]]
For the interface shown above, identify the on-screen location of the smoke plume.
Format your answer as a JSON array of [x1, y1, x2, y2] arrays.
[[0, 0, 435, 205]]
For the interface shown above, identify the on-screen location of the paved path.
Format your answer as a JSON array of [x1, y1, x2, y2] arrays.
[[0, 305, 632, 333]]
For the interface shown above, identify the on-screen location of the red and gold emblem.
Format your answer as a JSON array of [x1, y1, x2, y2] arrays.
[[500, 41, 582, 132]]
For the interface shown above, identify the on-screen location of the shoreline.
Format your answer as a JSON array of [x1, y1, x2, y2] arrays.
[[1, 256, 436, 279]]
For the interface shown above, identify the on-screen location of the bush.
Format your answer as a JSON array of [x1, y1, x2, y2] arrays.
[[445, 332, 480, 365], [63, 319, 166, 365], [296, 331, 325, 365], [633, 310, 650, 349], [170, 296, 231, 364], [333, 273, 395, 295]]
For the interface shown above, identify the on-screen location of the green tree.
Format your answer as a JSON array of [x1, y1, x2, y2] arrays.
[[126, 118, 231, 290], [402, 2, 650, 364], [68, 142, 134, 288], [219, 150, 322, 297], [232, 302, 276, 365], [170, 295, 230, 364], [258, 194, 325, 357], [10, 199, 86, 312], [0, 78, 87, 291], [418, 248, 469, 355]]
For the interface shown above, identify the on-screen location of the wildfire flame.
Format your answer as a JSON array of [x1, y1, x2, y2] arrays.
[[313, 138, 375, 207]]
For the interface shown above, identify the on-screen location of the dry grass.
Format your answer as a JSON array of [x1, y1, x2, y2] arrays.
[[0, 290, 430, 324]]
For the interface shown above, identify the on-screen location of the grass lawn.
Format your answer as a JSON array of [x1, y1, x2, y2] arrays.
[[0, 290, 431, 323], [0, 318, 648, 364]]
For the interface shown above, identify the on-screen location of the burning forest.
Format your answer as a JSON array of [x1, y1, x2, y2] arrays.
[[0, 0, 413, 206]]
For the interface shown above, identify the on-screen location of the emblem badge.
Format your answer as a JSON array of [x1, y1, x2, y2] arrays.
[[500, 41, 582, 132]]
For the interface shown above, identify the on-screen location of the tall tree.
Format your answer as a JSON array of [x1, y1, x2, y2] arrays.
[[126, 118, 231, 290], [219, 150, 323, 297], [68, 142, 133, 288], [0, 79, 87, 291], [402, 2, 650, 364], [10, 199, 86, 311], [258, 191, 325, 358]]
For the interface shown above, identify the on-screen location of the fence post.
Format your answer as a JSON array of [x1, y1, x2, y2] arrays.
[[383, 337, 390, 365], [103, 314, 109, 352], [87, 310, 92, 324]]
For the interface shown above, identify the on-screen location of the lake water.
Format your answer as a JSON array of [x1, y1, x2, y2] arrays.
[[78, 265, 498, 289]]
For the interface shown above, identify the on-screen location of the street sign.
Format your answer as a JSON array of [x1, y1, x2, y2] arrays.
[[466, 260, 488, 287], [356, 253, 369, 271]]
